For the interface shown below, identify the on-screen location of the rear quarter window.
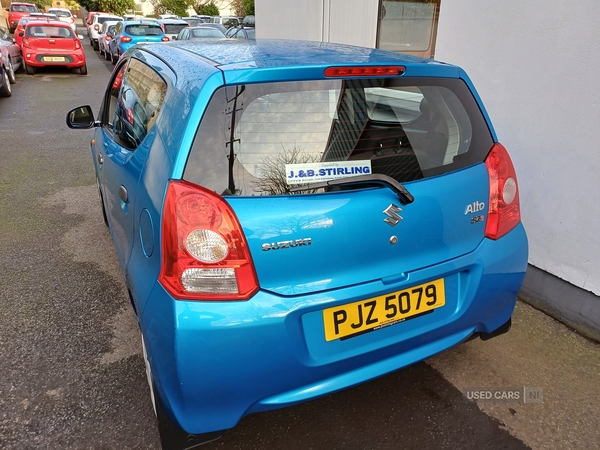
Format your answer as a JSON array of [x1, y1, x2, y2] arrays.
[[183, 78, 493, 196], [103, 58, 167, 150]]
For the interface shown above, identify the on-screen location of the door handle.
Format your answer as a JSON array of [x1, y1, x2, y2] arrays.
[[119, 185, 128, 203], [97, 153, 104, 164]]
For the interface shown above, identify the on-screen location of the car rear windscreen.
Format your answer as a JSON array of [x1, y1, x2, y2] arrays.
[[184, 78, 493, 196], [125, 24, 163, 36], [97, 16, 119, 24], [164, 24, 188, 34]]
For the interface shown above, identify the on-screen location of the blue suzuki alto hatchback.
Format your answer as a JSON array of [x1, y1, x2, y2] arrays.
[[67, 39, 528, 449]]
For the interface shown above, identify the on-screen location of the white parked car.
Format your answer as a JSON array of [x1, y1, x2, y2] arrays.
[[157, 18, 189, 41], [88, 13, 122, 50], [98, 20, 120, 60], [47, 7, 76, 32]]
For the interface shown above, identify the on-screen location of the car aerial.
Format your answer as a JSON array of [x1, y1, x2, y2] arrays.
[[21, 19, 86, 75], [88, 13, 122, 50], [157, 18, 189, 41], [209, 15, 240, 28], [66, 39, 528, 449], [14, 14, 58, 48], [174, 26, 225, 40], [0, 25, 22, 84], [47, 7, 77, 32], [224, 26, 255, 40], [108, 20, 168, 65], [98, 21, 120, 60], [5, 2, 39, 32]]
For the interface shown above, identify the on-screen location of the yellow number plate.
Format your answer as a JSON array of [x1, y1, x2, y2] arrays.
[[323, 278, 445, 341], [43, 56, 65, 62]]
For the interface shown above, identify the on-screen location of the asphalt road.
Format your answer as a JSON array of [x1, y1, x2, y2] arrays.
[[1, 31, 598, 450]]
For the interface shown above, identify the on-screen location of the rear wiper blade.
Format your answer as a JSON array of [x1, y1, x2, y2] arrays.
[[289, 173, 414, 205]]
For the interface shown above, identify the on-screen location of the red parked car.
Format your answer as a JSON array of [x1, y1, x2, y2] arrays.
[[14, 14, 58, 48], [20, 20, 87, 75], [5, 2, 39, 32]]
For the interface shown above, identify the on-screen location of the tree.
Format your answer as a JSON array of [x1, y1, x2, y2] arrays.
[[78, 0, 100, 13], [195, 1, 218, 16], [251, 146, 317, 196], [229, 0, 252, 16], [31, 0, 53, 10], [159, 0, 192, 16], [229, 0, 243, 16], [242, 0, 253, 15], [99, 0, 136, 15]]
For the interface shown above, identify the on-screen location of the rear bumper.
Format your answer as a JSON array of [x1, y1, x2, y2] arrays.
[[24, 52, 86, 68], [141, 223, 528, 434]]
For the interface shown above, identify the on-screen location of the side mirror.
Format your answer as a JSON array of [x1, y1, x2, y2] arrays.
[[18, 31, 24, 37], [66, 105, 97, 129]]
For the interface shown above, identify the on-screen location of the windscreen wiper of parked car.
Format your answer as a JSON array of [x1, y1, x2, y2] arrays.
[[289, 173, 414, 205]]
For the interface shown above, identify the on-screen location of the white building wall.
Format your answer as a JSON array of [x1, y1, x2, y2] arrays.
[[256, 0, 379, 45], [435, 0, 600, 295]]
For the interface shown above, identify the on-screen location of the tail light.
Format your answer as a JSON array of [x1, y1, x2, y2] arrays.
[[104, 35, 111, 41], [23, 37, 29, 47], [484, 143, 521, 240], [159, 180, 259, 301], [161, 36, 170, 42], [120, 36, 132, 43], [94, 24, 100, 30], [75, 40, 80, 49], [125, 108, 134, 124]]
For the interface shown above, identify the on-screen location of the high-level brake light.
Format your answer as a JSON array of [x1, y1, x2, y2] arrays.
[[324, 66, 405, 77]]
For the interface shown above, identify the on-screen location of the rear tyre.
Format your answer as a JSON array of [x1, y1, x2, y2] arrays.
[[99, 46, 104, 57], [92, 40, 99, 51], [7, 60, 16, 84], [25, 63, 35, 75], [105, 48, 111, 61], [141, 333, 224, 450], [79, 64, 88, 75], [0, 69, 12, 97], [97, 179, 108, 227], [111, 52, 118, 65]]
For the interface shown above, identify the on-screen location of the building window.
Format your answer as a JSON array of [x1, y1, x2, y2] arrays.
[[377, 0, 441, 58]]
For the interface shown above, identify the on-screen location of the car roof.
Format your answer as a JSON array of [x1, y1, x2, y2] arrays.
[[124, 20, 162, 26], [143, 39, 448, 71], [25, 19, 70, 27], [158, 18, 189, 24], [11, 2, 36, 5]]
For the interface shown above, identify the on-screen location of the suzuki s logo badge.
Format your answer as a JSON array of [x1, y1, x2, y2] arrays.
[[383, 204, 403, 227]]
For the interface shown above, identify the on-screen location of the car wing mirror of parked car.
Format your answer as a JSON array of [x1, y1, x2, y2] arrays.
[[66, 105, 98, 129], [18, 31, 24, 37]]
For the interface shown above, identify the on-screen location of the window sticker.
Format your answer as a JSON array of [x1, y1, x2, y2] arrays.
[[285, 161, 372, 185]]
